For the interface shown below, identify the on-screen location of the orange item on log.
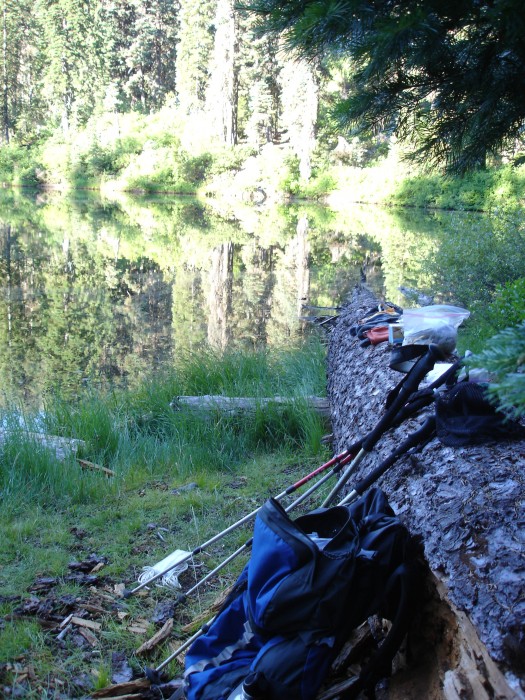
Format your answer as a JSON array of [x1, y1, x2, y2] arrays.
[[365, 326, 390, 345]]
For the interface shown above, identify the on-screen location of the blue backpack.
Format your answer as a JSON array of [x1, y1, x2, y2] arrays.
[[183, 488, 419, 700]]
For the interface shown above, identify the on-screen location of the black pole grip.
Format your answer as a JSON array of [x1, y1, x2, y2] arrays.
[[353, 417, 436, 496], [396, 343, 443, 397], [426, 356, 463, 391], [361, 345, 442, 452]]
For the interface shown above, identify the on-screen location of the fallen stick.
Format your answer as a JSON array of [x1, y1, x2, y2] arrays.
[[90, 679, 151, 698], [71, 616, 102, 631], [77, 459, 115, 478], [135, 618, 174, 656], [90, 679, 184, 699]]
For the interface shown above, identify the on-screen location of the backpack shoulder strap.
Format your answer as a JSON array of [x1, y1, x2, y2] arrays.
[[340, 558, 420, 699]]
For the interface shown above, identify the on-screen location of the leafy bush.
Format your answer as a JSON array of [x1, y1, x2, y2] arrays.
[[181, 152, 213, 184], [392, 166, 525, 211], [279, 154, 302, 195], [485, 277, 525, 330], [0, 144, 43, 187], [302, 171, 338, 199], [207, 145, 258, 177]]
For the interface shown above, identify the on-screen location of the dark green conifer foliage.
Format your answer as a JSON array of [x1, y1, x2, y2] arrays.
[[98, 0, 179, 112], [2, 0, 45, 142], [37, 0, 111, 130], [244, 0, 525, 173], [176, 0, 216, 114]]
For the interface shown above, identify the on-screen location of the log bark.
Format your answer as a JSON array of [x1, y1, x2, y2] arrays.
[[327, 285, 525, 699]]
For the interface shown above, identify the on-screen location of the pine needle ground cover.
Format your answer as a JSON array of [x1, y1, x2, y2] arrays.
[[0, 341, 329, 698]]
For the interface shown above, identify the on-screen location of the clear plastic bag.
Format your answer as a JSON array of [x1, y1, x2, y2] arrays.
[[402, 305, 470, 353]]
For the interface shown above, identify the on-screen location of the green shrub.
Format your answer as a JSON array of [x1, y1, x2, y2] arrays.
[[303, 171, 338, 199], [468, 322, 525, 418], [485, 277, 525, 330], [279, 154, 302, 195], [181, 152, 213, 184], [0, 144, 42, 187], [207, 145, 258, 177]]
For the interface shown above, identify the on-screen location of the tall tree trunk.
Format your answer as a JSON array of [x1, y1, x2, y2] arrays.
[[61, 16, 71, 134], [175, 0, 216, 115], [206, 0, 238, 145], [279, 58, 318, 182], [2, 0, 9, 143]]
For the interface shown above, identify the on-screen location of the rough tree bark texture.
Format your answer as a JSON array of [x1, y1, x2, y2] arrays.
[[327, 285, 524, 699]]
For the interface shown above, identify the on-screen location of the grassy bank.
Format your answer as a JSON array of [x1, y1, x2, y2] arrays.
[[0, 340, 330, 697]]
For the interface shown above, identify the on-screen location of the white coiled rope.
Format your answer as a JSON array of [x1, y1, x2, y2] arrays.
[[137, 549, 191, 590]]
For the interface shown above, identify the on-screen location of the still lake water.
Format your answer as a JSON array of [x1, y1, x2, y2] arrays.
[[1, 189, 523, 407]]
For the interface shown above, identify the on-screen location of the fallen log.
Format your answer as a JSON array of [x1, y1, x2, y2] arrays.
[[327, 284, 525, 698], [171, 395, 331, 420], [0, 429, 85, 461]]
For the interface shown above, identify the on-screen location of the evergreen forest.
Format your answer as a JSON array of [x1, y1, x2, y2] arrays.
[[1, 0, 330, 195], [1, 0, 525, 413], [2, 0, 525, 205]]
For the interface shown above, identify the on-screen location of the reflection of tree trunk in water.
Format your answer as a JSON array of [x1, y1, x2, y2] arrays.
[[62, 235, 72, 344], [295, 216, 310, 318], [4, 223, 11, 343], [207, 242, 233, 349], [259, 246, 275, 344]]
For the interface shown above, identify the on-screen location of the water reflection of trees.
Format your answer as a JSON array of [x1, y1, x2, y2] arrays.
[[0, 192, 382, 407], [374, 207, 525, 312], [208, 243, 234, 349], [235, 243, 275, 348]]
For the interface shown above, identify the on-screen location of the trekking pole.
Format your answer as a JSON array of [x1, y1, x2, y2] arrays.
[[146, 570, 251, 682], [338, 416, 436, 507], [144, 455, 358, 683], [124, 449, 356, 597], [146, 613, 218, 680], [146, 421, 436, 685], [167, 451, 357, 610], [321, 344, 444, 507]]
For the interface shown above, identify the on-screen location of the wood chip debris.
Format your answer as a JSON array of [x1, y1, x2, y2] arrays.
[[90, 678, 151, 698], [135, 618, 173, 656], [70, 616, 102, 631], [77, 627, 98, 647], [113, 584, 126, 598], [126, 618, 150, 635]]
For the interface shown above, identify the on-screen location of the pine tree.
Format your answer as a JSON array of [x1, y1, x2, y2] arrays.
[[1, 0, 45, 142], [37, 0, 104, 131], [278, 55, 318, 181], [206, 0, 239, 144], [237, 15, 281, 146], [244, 0, 525, 174], [175, 0, 216, 115], [97, 0, 179, 113], [469, 323, 525, 418]]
